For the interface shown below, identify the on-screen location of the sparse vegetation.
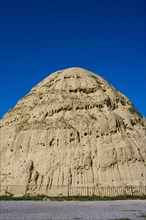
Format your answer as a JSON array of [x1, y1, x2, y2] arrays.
[[139, 214, 146, 219], [17, 119, 28, 131], [111, 218, 131, 220], [0, 194, 146, 201], [91, 75, 104, 85], [57, 71, 63, 74], [33, 119, 48, 125], [120, 96, 126, 106], [8, 109, 13, 113], [91, 75, 97, 79], [90, 114, 97, 120], [129, 106, 142, 117]]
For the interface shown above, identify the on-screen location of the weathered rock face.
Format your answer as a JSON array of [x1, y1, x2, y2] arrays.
[[0, 68, 146, 196]]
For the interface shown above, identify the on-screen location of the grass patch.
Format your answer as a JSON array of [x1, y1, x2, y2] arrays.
[[8, 108, 13, 113], [0, 194, 146, 201], [129, 106, 142, 117], [90, 114, 97, 120], [111, 218, 131, 220], [0, 195, 46, 201], [139, 214, 146, 219]]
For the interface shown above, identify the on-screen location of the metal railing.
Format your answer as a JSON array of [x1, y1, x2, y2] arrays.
[[1, 185, 146, 197]]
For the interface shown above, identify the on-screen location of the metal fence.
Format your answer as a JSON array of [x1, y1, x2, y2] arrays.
[[1, 185, 146, 197], [69, 185, 146, 197]]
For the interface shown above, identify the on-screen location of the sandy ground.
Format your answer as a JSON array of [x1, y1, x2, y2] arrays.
[[0, 200, 146, 220]]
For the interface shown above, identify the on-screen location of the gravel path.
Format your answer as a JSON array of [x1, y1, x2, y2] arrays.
[[0, 200, 146, 220]]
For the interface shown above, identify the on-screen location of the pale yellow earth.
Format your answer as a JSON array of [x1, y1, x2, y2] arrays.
[[0, 68, 146, 196]]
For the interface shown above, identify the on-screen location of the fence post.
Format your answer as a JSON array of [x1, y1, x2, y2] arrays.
[[87, 186, 89, 196], [67, 182, 70, 198], [130, 185, 133, 196]]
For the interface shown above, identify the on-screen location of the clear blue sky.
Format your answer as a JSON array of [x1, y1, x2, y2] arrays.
[[0, 0, 145, 118]]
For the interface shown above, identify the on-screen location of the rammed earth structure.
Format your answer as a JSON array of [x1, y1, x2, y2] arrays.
[[0, 68, 146, 196]]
